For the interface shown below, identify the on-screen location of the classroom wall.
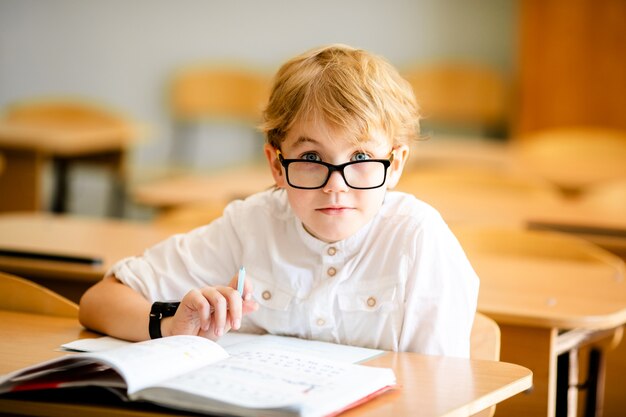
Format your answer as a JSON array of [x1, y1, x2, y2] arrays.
[[0, 0, 517, 215]]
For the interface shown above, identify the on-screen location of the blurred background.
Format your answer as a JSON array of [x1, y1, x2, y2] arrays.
[[1, 0, 625, 219], [0, 0, 519, 217]]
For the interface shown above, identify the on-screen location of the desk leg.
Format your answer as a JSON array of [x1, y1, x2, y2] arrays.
[[0, 149, 43, 212], [107, 151, 126, 218], [78, 150, 126, 218], [48, 151, 127, 217], [584, 348, 604, 417], [51, 158, 69, 213], [561, 348, 580, 417], [495, 324, 558, 417]]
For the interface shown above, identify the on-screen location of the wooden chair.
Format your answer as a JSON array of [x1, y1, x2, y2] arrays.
[[0, 271, 78, 318], [471, 312, 501, 362], [402, 62, 510, 138], [132, 64, 270, 214], [1, 98, 139, 215], [512, 127, 626, 197], [166, 64, 270, 171], [471, 312, 501, 417], [170, 65, 269, 123]]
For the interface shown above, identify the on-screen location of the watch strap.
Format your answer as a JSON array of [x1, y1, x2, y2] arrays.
[[149, 302, 180, 339]]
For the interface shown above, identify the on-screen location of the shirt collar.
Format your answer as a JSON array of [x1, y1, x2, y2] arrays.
[[292, 206, 378, 258]]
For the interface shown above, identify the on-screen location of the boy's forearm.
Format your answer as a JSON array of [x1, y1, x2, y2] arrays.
[[78, 275, 152, 342]]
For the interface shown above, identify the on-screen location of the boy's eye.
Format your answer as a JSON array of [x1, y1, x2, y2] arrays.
[[300, 152, 321, 162], [351, 152, 371, 162]]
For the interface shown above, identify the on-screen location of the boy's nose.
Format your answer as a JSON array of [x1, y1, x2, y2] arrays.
[[323, 170, 349, 193]]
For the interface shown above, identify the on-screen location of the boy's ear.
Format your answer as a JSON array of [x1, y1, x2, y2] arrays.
[[386, 144, 410, 189], [264, 143, 286, 188]]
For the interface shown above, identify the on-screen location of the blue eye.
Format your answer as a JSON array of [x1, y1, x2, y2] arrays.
[[352, 152, 371, 161], [301, 152, 321, 161]]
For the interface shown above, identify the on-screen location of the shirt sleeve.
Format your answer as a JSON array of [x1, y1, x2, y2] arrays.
[[399, 208, 480, 357], [108, 201, 245, 302]]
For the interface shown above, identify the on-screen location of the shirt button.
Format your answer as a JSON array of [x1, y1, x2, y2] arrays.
[[367, 297, 377, 307], [317, 318, 326, 326], [262, 290, 272, 300], [327, 267, 337, 277], [327, 247, 337, 256]]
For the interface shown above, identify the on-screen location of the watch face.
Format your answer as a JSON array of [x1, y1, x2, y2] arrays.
[[152, 301, 180, 317]]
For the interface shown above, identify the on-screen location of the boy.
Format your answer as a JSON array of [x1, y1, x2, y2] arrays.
[[79, 44, 479, 357]]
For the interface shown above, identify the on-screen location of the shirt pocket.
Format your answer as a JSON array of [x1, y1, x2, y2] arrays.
[[246, 272, 296, 334], [337, 280, 399, 314], [336, 280, 401, 349]]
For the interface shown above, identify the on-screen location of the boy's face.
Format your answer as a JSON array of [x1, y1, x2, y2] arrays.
[[265, 118, 409, 243]]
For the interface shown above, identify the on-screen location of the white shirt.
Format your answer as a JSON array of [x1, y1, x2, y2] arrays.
[[110, 189, 479, 357]]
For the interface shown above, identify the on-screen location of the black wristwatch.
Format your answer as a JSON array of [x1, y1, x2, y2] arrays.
[[149, 301, 180, 339]]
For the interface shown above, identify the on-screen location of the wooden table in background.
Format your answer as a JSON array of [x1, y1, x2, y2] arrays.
[[0, 310, 532, 417], [461, 237, 626, 417], [526, 203, 626, 260], [0, 121, 139, 214], [132, 162, 274, 211], [396, 176, 626, 259], [0, 213, 175, 302]]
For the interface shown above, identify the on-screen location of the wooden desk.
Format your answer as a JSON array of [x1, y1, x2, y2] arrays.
[[5, 187, 623, 416], [396, 166, 622, 257], [458, 238, 626, 417], [0, 310, 532, 417], [407, 135, 520, 171], [133, 163, 274, 211], [0, 120, 139, 214], [526, 202, 626, 260], [0, 213, 175, 302]]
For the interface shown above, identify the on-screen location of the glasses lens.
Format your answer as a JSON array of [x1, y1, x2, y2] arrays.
[[287, 161, 329, 188], [344, 161, 387, 188]]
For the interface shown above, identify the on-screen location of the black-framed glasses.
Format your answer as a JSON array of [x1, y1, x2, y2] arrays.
[[276, 149, 394, 190]]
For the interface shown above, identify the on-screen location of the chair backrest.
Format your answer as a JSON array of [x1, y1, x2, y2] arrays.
[[165, 64, 270, 171], [402, 62, 510, 137], [169, 65, 270, 123], [471, 312, 501, 362], [470, 312, 501, 417], [512, 127, 626, 196], [0, 271, 78, 318]]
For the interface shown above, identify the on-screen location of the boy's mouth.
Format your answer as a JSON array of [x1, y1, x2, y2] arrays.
[[316, 206, 354, 215]]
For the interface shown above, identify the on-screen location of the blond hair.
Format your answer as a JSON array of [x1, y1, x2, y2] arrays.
[[261, 44, 420, 149]]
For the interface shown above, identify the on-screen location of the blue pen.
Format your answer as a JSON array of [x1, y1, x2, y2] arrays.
[[237, 266, 246, 296]]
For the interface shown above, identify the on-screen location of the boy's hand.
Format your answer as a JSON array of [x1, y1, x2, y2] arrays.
[[162, 276, 258, 340]]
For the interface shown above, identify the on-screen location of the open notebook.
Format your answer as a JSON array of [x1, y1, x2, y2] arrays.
[[1, 334, 394, 417]]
